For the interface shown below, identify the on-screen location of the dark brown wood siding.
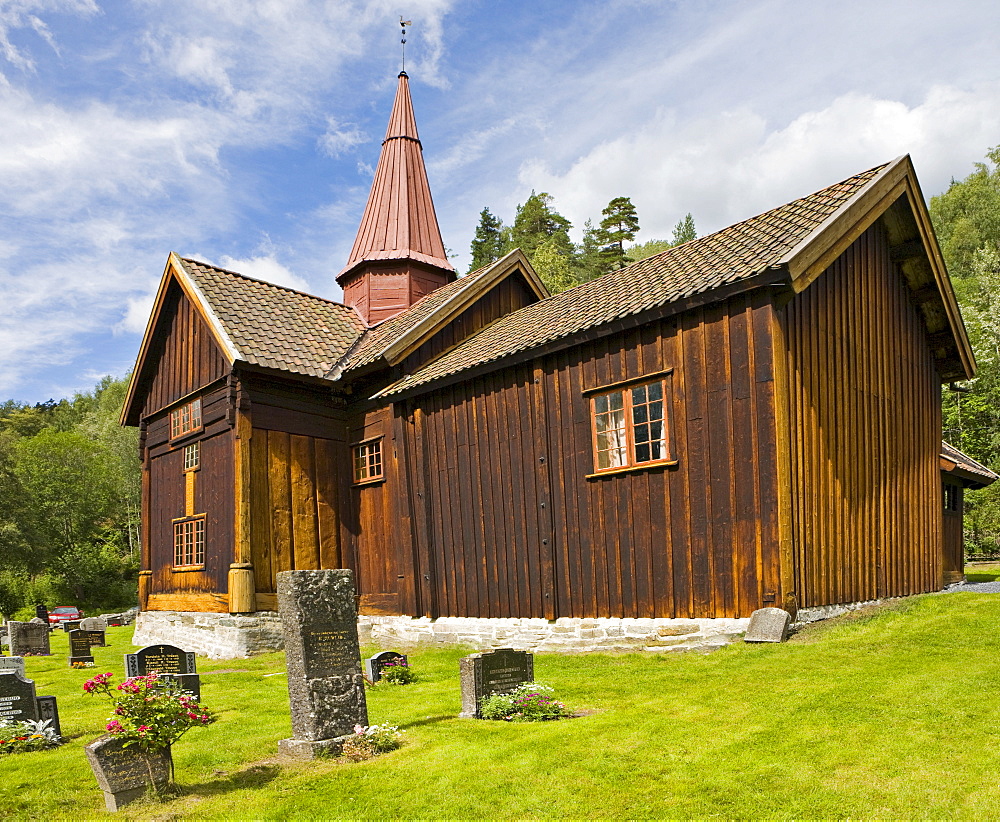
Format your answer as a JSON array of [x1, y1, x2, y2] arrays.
[[141, 281, 229, 419], [400, 290, 783, 619], [145, 383, 233, 598], [782, 221, 943, 607]]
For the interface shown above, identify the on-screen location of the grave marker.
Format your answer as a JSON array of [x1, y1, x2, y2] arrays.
[[68, 630, 95, 665], [34, 604, 49, 623], [0, 656, 25, 677], [80, 617, 108, 634], [8, 621, 50, 656], [459, 648, 534, 718], [124, 644, 200, 699], [62, 620, 82, 633], [365, 651, 407, 684], [743, 607, 792, 643], [276, 569, 368, 758], [0, 670, 38, 724], [35, 694, 61, 737], [85, 736, 171, 812]]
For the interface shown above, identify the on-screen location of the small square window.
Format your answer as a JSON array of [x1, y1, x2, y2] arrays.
[[170, 398, 202, 439], [173, 516, 205, 568], [591, 377, 672, 473], [183, 442, 200, 472], [353, 439, 383, 484], [944, 484, 961, 512]]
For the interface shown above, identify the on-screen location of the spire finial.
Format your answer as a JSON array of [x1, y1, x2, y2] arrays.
[[400, 17, 411, 73]]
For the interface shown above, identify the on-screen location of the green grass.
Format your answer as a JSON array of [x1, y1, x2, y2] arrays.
[[3, 594, 1000, 819], [965, 562, 1000, 583]]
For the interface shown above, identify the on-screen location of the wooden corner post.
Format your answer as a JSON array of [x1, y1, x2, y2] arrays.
[[229, 381, 256, 613]]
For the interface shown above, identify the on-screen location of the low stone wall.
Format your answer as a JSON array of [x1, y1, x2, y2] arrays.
[[793, 598, 889, 626], [358, 615, 751, 653], [132, 610, 285, 659]]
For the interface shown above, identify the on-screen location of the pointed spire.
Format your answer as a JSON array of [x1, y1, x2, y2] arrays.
[[338, 72, 455, 324]]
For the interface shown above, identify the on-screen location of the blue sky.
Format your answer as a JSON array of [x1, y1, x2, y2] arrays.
[[1, 0, 999, 404]]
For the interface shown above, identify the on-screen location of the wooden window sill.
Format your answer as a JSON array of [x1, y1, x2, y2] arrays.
[[171, 566, 205, 573], [352, 476, 386, 488], [586, 459, 678, 480]]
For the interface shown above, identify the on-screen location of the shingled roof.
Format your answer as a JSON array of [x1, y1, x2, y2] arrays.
[[941, 441, 999, 488], [178, 258, 366, 379], [374, 162, 890, 399]]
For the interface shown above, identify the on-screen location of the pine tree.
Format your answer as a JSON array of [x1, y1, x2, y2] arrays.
[[671, 213, 697, 246], [598, 196, 640, 270], [508, 192, 574, 259], [468, 207, 506, 273]]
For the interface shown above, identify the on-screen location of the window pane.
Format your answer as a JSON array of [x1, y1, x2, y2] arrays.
[[648, 381, 663, 401], [648, 399, 663, 421], [634, 423, 649, 444], [609, 407, 625, 429], [650, 440, 663, 460], [631, 385, 647, 404], [598, 449, 612, 469], [594, 394, 609, 414], [635, 443, 650, 463], [608, 391, 624, 411], [633, 404, 648, 424], [595, 413, 611, 434]]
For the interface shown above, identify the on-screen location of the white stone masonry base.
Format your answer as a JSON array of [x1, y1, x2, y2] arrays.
[[132, 611, 285, 659]]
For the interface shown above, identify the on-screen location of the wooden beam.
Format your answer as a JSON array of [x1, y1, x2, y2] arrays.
[[889, 239, 925, 262], [146, 593, 229, 612]]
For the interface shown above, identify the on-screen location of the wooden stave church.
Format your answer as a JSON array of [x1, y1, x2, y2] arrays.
[[121, 70, 991, 632]]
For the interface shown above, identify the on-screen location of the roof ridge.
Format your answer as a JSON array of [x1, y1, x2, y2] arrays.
[[180, 257, 359, 315]]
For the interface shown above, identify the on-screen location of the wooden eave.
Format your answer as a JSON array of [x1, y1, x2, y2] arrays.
[[779, 154, 975, 381], [120, 253, 240, 427]]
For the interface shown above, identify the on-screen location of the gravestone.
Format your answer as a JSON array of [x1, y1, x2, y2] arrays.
[[0, 670, 62, 734], [29, 617, 46, 625], [80, 617, 108, 634], [365, 651, 407, 684], [276, 569, 368, 758], [62, 620, 82, 633], [85, 736, 171, 812], [459, 648, 534, 718], [743, 607, 792, 643], [34, 604, 49, 623], [0, 671, 38, 724], [0, 656, 25, 677], [68, 630, 95, 665], [124, 644, 200, 700], [8, 621, 50, 656]]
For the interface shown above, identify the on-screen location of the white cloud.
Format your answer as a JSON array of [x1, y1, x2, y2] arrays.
[[319, 118, 367, 157], [0, 0, 97, 74], [215, 253, 311, 293]]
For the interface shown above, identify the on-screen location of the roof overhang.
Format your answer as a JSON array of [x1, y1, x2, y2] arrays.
[[779, 154, 975, 382], [120, 253, 241, 427]]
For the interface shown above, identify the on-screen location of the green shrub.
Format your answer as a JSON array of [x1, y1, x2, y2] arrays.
[[341, 723, 402, 761], [379, 659, 416, 685]]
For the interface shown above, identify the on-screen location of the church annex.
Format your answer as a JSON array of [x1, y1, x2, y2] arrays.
[[122, 71, 984, 652]]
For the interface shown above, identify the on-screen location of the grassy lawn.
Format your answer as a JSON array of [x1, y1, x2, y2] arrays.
[[3, 592, 1000, 820], [965, 562, 1000, 583]]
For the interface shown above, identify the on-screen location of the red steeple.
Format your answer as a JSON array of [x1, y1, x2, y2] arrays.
[[338, 71, 456, 324]]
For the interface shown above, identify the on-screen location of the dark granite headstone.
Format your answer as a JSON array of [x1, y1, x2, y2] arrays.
[[8, 621, 50, 656], [0, 670, 39, 724], [68, 630, 95, 665], [0, 656, 25, 677], [61, 620, 82, 633], [124, 644, 200, 699], [459, 648, 534, 718], [365, 651, 408, 684], [35, 694, 61, 737], [34, 604, 49, 623], [85, 736, 171, 812], [276, 569, 368, 758], [743, 607, 792, 643]]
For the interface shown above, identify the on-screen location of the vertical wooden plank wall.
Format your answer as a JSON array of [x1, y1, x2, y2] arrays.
[[783, 222, 942, 607], [403, 290, 783, 619], [141, 283, 228, 418]]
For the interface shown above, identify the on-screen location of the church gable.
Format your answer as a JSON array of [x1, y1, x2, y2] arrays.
[[122, 260, 232, 426]]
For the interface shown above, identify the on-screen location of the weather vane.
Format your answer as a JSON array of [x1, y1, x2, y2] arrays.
[[400, 17, 412, 73]]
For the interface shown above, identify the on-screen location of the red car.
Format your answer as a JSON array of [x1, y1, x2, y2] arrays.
[[47, 606, 82, 625]]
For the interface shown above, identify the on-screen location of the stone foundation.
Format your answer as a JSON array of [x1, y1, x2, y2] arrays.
[[132, 610, 285, 659], [793, 598, 890, 626], [358, 615, 751, 653]]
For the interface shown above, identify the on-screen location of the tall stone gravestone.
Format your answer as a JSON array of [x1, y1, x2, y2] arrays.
[[276, 569, 368, 758], [0, 670, 60, 735], [365, 651, 407, 684], [85, 736, 171, 812], [8, 621, 50, 656], [124, 644, 200, 700], [459, 648, 534, 718], [68, 630, 95, 665], [743, 607, 792, 643]]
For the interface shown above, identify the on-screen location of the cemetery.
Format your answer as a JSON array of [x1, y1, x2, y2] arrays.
[[0, 584, 999, 817]]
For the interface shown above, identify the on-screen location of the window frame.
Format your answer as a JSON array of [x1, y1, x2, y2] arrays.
[[183, 441, 201, 472], [943, 483, 961, 513], [172, 514, 206, 570], [352, 437, 385, 486], [169, 398, 203, 441], [587, 373, 676, 477]]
